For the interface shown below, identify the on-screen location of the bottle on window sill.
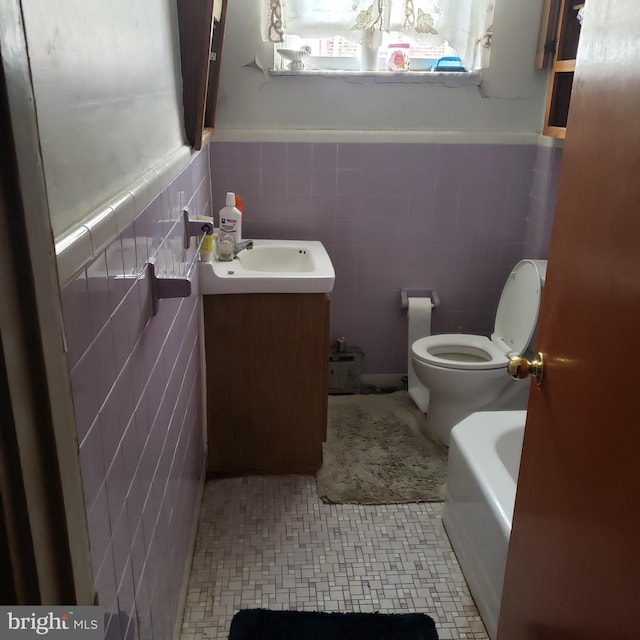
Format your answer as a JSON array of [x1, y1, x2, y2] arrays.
[[386, 43, 410, 72]]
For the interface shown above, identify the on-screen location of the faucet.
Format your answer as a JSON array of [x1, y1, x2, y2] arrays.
[[233, 240, 254, 256]]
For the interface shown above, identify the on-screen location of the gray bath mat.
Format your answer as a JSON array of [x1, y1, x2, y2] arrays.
[[316, 391, 447, 504]]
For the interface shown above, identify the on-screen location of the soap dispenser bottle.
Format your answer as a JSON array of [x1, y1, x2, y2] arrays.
[[217, 192, 242, 261]]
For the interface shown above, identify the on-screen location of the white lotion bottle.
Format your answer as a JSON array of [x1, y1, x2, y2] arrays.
[[217, 192, 242, 261]]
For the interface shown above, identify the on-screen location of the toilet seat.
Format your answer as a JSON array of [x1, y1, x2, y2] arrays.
[[412, 334, 508, 371], [412, 260, 545, 372]]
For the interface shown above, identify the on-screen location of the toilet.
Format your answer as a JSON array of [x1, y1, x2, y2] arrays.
[[411, 259, 547, 446]]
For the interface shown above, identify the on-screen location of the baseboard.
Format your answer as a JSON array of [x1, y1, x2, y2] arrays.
[[360, 373, 406, 391]]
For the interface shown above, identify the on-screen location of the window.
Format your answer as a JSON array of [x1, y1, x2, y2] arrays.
[[263, 1, 494, 72]]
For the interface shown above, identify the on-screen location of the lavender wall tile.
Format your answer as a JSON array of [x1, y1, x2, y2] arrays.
[[110, 299, 135, 375], [166, 180, 181, 225], [105, 237, 128, 310], [104, 614, 121, 640], [459, 168, 491, 197], [505, 195, 531, 220], [511, 145, 538, 169], [99, 395, 125, 488], [332, 194, 363, 220], [88, 486, 113, 579], [501, 242, 526, 269], [385, 169, 420, 196], [120, 607, 137, 640], [411, 144, 438, 170], [92, 323, 117, 409], [110, 509, 131, 588], [189, 176, 212, 219], [286, 143, 312, 168], [459, 145, 489, 170], [312, 169, 337, 196], [531, 170, 551, 200], [471, 256, 504, 288], [361, 143, 393, 170], [232, 168, 262, 200], [437, 144, 464, 171], [209, 140, 558, 375], [261, 142, 287, 168], [135, 571, 153, 640], [363, 193, 409, 220], [337, 143, 363, 169], [190, 151, 209, 193], [435, 169, 461, 196], [484, 144, 515, 171], [312, 143, 337, 168], [95, 544, 118, 611], [388, 144, 415, 171], [262, 168, 287, 196], [86, 253, 112, 337], [233, 142, 261, 169], [129, 523, 146, 593], [70, 350, 99, 443], [408, 169, 436, 196], [507, 167, 534, 196], [359, 169, 388, 196], [403, 243, 433, 269], [309, 195, 337, 222], [61, 273, 91, 368], [64, 148, 208, 640], [210, 141, 234, 169], [429, 212, 458, 243], [286, 168, 312, 196], [145, 196, 164, 260], [79, 418, 106, 510], [210, 167, 235, 210], [533, 145, 554, 173], [336, 169, 362, 196], [499, 218, 528, 244]]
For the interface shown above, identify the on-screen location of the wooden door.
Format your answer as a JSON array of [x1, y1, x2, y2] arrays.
[[497, 3, 640, 639]]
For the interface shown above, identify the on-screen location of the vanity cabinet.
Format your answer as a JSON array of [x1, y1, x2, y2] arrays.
[[204, 293, 330, 475], [541, 0, 583, 138]]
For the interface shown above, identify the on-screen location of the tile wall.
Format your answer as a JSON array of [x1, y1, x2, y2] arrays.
[[523, 144, 564, 258], [210, 141, 562, 374], [61, 148, 211, 640]]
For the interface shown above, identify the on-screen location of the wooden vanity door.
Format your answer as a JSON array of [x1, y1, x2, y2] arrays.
[[204, 293, 329, 475]]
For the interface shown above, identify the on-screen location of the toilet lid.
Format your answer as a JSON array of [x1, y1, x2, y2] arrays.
[[492, 260, 544, 356]]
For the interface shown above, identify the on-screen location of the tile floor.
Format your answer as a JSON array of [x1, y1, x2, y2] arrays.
[[179, 475, 487, 639]]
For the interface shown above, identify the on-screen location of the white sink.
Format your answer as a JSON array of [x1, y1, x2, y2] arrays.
[[199, 239, 335, 294], [237, 244, 315, 273]]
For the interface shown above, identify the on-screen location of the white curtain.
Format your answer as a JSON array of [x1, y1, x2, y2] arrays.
[[262, 0, 495, 70]]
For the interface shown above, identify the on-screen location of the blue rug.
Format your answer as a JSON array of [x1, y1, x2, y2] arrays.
[[228, 609, 439, 639]]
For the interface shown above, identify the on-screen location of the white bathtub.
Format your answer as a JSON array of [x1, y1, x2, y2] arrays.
[[442, 410, 526, 640]]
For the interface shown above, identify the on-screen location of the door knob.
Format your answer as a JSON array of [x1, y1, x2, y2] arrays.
[[508, 352, 544, 385]]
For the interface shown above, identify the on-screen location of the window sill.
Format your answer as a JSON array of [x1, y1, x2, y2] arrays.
[[269, 69, 482, 87]]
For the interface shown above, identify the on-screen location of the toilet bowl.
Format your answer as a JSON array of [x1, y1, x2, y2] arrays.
[[411, 259, 547, 446]]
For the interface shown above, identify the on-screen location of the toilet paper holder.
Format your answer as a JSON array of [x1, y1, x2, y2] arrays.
[[400, 289, 440, 310]]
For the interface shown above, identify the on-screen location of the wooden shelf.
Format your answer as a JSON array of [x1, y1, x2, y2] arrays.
[[542, 0, 582, 138], [555, 59, 576, 72]]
